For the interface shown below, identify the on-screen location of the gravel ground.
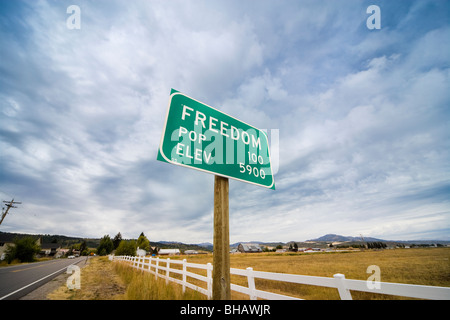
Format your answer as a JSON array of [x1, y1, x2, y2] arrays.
[[19, 271, 70, 300]]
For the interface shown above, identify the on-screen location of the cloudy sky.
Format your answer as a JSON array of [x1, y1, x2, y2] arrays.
[[1, 0, 449, 243]]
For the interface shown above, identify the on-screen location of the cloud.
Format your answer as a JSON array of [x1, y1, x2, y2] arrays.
[[0, 1, 449, 242]]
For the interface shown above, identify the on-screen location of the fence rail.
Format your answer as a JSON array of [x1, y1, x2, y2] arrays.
[[111, 255, 450, 300]]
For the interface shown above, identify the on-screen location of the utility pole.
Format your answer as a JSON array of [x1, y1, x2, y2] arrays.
[[0, 198, 21, 225], [360, 233, 368, 250]]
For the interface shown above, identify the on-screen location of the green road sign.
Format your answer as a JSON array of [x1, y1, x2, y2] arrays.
[[157, 89, 275, 189]]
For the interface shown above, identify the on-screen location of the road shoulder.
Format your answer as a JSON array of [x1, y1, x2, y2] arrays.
[[19, 257, 90, 300]]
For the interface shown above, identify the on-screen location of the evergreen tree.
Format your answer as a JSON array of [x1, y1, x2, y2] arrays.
[[137, 232, 150, 252], [113, 232, 122, 250], [80, 240, 87, 255], [97, 235, 114, 256]]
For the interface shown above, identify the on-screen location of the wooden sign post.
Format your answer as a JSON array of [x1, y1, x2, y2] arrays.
[[212, 175, 231, 300]]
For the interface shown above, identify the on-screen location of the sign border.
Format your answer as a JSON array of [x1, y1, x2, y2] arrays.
[[158, 89, 275, 189]]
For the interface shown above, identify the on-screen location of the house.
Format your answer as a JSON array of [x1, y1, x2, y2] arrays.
[[55, 248, 70, 258], [40, 243, 61, 257], [184, 250, 198, 255], [158, 248, 181, 255], [304, 248, 322, 253], [237, 243, 262, 253]]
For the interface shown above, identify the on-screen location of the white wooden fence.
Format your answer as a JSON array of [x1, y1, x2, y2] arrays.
[[112, 255, 450, 300]]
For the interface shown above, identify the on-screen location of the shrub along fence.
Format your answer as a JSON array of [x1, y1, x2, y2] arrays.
[[111, 255, 450, 300]]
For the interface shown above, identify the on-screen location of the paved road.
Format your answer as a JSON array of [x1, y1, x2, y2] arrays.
[[0, 256, 87, 300]]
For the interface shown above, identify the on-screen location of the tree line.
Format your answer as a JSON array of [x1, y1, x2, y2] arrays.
[[96, 232, 154, 256], [1, 232, 150, 264]]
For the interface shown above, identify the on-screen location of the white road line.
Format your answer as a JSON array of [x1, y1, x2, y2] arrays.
[[0, 263, 75, 300]]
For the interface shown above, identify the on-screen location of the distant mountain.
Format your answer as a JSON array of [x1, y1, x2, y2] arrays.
[[230, 241, 266, 247], [196, 242, 213, 248], [307, 234, 384, 242], [158, 241, 184, 245]]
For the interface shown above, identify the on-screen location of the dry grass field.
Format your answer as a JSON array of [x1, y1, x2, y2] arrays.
[[170, 247, 450, 300], [48, 247, 449, 300]]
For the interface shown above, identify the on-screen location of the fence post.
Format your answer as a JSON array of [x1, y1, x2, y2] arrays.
[[206, 263, 213, 300], [182, 259, 187, 294], [148, 257, 153, 273], [246, 267, 257, 300], [155, 257, 159, 280], [334, 274, 352, 300], [166, 258, 171, 284]]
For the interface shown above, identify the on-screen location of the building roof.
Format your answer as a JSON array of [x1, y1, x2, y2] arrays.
[[41, 243, 60, 250], [238, 243, 262, 252], [158, 249, 180, 255]]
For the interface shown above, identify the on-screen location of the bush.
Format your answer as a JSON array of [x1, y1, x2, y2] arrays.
[[5, 237, 41, 263], [115, 240, 137, 256]]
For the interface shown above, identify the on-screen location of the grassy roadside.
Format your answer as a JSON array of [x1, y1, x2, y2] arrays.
[[47, 256, 205, 300], [0, 256, 54, 267], [113, 260, 206, 300], [47, 256, 126, 300]]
